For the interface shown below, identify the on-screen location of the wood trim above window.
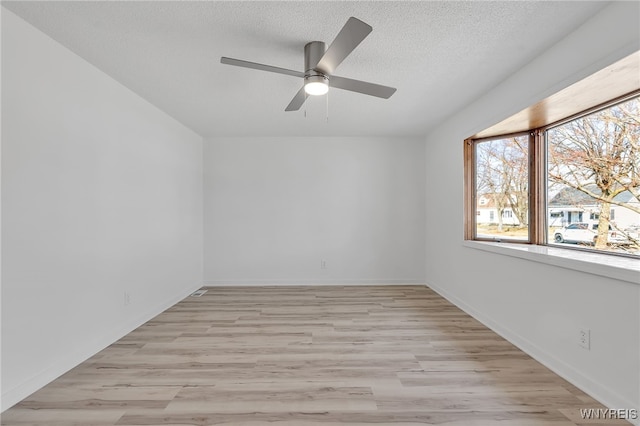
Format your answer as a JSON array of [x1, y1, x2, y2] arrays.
[[472, 51, 640, 139]]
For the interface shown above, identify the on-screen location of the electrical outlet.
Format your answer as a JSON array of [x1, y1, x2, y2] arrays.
[[124, 291, 131, 307], [321, 259, 327, 269], [579, 328, 590, 350]]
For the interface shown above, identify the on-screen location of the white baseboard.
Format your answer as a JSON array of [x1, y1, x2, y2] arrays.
[[1, 281, 201, 412], [203, 279, 425, 286], [426, 282, 639, 425]]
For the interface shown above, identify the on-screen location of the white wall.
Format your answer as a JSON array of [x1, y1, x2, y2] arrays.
[[424, 1, 640, 415], [3, 0, 638, 417], [204, 136, 425, 285], [1, 10, 203, 410]]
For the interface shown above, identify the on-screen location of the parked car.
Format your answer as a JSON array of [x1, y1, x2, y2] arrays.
[[624, 225, 640, 241], [553, 222, 628, 245]]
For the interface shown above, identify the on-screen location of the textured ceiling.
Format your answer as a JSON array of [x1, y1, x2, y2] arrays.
[[3, 1, 608, 137]]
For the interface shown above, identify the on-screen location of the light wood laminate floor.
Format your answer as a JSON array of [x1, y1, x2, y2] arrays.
[[1, 286, 630, 425]]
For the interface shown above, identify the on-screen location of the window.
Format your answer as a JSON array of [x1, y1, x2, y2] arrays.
[[471, 134, 530, 242], [568, 224, 586, 230], [546, 95, 639, 256], [465, 91, 639, 258]]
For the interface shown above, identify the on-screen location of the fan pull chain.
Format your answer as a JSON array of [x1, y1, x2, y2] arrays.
[[325, 89, 329, 123], [304, 89, 308, 118]]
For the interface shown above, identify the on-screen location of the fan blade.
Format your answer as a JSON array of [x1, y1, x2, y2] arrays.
[[285, 87, 307, 111], [221, 57, 304, 78], [330, 75, 396, 99], [315, 17, 372, 74]]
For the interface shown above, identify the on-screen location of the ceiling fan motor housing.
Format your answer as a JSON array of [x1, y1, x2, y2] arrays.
[[304, 41, 327, 77]]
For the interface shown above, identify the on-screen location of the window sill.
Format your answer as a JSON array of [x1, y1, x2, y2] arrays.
[[463, 240, 640, 285]]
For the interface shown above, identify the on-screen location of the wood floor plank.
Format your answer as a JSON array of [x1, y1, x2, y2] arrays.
[[1, 285, 628, 425]]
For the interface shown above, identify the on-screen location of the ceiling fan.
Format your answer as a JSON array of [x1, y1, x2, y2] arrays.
[[220, 17, 396, 111]]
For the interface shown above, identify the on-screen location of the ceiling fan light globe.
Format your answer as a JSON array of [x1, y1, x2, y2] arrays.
[[304, 75, 329, 96], [304, 81, 329, 96]]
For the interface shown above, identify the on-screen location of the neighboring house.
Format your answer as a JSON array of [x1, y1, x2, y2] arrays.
[[476, 194, 522, 226], [548, 187, 640, 230], [477, 188, 640, 230]]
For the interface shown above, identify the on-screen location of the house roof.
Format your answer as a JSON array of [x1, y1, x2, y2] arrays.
[[549, 186, 639, 206], [477, 195, 498, 209], [476, 193, 527, 209]]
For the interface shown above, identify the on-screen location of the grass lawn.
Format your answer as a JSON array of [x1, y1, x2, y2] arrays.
[[477, 224, 529, 237]]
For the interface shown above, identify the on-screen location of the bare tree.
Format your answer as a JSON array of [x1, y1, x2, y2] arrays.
[[504, 137, 529, 226], [476, 136, 529, 231], [548, 97, 640, 248]]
